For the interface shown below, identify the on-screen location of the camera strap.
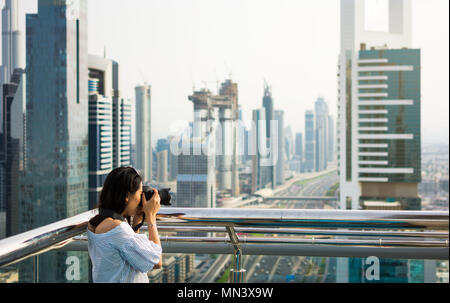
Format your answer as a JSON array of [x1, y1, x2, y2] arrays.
[[98, 208, 145, 232], [98, 208, 127, 222]]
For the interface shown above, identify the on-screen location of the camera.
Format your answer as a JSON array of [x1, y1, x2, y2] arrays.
[[140, 186, 172, 206]]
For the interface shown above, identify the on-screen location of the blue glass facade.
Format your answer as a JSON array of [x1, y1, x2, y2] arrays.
[[358, 49, 421, 183], [19, 0, 89, 282]]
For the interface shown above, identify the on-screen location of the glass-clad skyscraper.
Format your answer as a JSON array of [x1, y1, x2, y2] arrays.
[[19, 0, 89, 282], [337, 0, 426, 283]]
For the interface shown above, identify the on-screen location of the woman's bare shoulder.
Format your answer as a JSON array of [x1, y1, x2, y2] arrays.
[[89, 218, 123, 234]]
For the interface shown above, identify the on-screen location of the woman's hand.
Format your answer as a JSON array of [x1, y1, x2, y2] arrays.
[[132, 204, 145, 230], [142, 189, 160, 223]]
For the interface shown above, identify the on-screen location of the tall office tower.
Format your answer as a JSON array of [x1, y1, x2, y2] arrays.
[[0, 0, 23, 238], [295, 132, 303, 162], [176, 138, 216, 209], [20, 0, 89, 282], [87, 55, 114, 210], [304, 110, 315, 172], [1, 68, 25, 238], [314, 97, 329, 172], [328, 115, 335, 162], [0, 0, 23, 102], [238, 105, 246, 164], [110, 60, 129, 168], [135, 84, 152, 183], [284, 126, 294, 161], [262, 82, 275, 188], [168, 135, 178, 181], [251, 108, 273, 193], [337, 0, 423, 283], [156, 150, 168, 183], [274, 110, 284, 185]]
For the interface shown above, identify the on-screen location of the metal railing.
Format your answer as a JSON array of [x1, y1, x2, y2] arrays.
[[0, 207, 448, 282]]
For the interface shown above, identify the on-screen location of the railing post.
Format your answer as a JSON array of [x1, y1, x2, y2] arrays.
[[226, 226, 246, 283]]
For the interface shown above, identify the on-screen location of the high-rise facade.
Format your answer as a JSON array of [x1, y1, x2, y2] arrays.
[[2, 68, 25, 238], [110, 61, 131, 169], [295, 132, 303, 162], [251, 108, 269, 193], [135, 84, 152, 183], [0, 0, 23, 100], [176, 139, 216, 209], [274, 110, 284, 185], [0, 0, 24, 239], [328, 115, 335, 162], [304, 110, 315, 172], [156, 150, 168, 183], [315, 97, 329, 172], [262, 82, 275, 188], [20, 0, 89, 282], [337, 0, 423, 283], [87, 55, 114, 210]]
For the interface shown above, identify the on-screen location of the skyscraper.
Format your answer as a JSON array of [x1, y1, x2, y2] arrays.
[[0, 0, 23, 100], [176, 138, 216, 209], [295, 132, 303, 162], [2, 68, 25, 238], [304, 110, 315, 172], [88, 54, 114, 210], [156, 150, 168, 183], [262, 82, 275, 188], [314, 97, 329, 172], [20, 0, 89, 282], [337, 0, 423, 283], [328, 115, 335, 162], [274, 110, 284, 185], [135, 84, 152, 183], [0, 0, 24, 239]]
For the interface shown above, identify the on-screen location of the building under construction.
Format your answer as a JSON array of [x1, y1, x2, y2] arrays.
[[187, 80, 240, 197]]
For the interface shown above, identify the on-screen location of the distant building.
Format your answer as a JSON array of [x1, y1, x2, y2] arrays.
[[295, 132, 303, 162], [328, 115, 335, 162], [314, 97, 328, 172], [304, 110, 315, 172], [156, 150, 168, 183], [262, 82, 275, 188], [274, 110, 284, 185], [135, 84, 152, 182], [176, 139, 216, 209]]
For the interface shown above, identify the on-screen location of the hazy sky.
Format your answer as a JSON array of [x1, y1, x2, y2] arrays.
[[8, 0, 450, 146]]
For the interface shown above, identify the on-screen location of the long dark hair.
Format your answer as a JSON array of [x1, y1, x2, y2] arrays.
[[89, 167, 142, 227]]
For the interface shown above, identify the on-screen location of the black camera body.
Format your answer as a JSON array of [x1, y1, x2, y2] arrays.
[[140, 186, 172, 206]]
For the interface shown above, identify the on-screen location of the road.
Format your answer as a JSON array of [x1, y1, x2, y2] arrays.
[[245, 171, 339, 283], [188, 170, 339, 283]]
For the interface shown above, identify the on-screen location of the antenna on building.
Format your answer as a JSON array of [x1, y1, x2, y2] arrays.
[[103, 45, 106, 58]]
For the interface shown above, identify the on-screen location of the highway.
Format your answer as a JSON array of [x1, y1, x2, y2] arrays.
[[188, 169, 339, 283], [244, 171, 339, 283]]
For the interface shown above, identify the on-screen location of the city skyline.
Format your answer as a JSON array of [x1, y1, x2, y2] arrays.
[[6, 0, 449, 146]]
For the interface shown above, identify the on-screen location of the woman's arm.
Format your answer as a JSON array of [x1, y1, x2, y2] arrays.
[[143, 189, 162, 269], [146, 214, 162, 269]]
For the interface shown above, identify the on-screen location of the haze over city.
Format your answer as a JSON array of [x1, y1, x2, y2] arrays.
[[8, 0, 449, 146]]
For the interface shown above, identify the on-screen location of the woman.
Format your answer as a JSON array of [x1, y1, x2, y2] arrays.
[[87, 167, 162, 283]]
